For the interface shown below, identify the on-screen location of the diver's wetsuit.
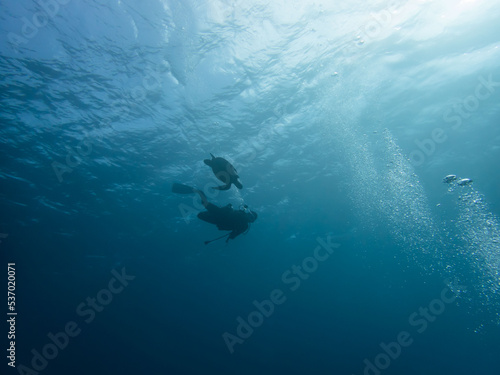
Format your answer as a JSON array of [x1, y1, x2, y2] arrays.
[[195, 189, 256, 242]]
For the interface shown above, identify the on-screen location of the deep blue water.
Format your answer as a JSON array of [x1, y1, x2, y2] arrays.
[[1, 1, 500, 374]]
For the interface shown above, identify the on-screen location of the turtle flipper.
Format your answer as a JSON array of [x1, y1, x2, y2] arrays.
[[212, 183, 231, 191], [233, 180, 243, 189], [204, 153, 216, 166]]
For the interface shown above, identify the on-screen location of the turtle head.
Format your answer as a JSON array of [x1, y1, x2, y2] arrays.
[[204, 153, 216, 166]]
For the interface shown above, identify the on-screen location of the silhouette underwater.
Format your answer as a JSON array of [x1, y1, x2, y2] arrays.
[[172, 181, 257, 244], [204, 153, 243, 190]]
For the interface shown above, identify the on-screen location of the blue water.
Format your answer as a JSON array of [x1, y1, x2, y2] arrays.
[[2, 1, 500, 374]]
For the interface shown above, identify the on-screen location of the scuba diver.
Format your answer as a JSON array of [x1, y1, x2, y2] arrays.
[[172, 183, 257, 244]]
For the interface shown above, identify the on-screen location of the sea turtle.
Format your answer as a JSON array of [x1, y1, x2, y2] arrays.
[[203, 153, 243, 190]]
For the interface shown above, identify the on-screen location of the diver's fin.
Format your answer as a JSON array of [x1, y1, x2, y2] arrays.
[[233, 180, 243, 189], [172, 183, 195, 194], [212, 184, 231, 191]]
